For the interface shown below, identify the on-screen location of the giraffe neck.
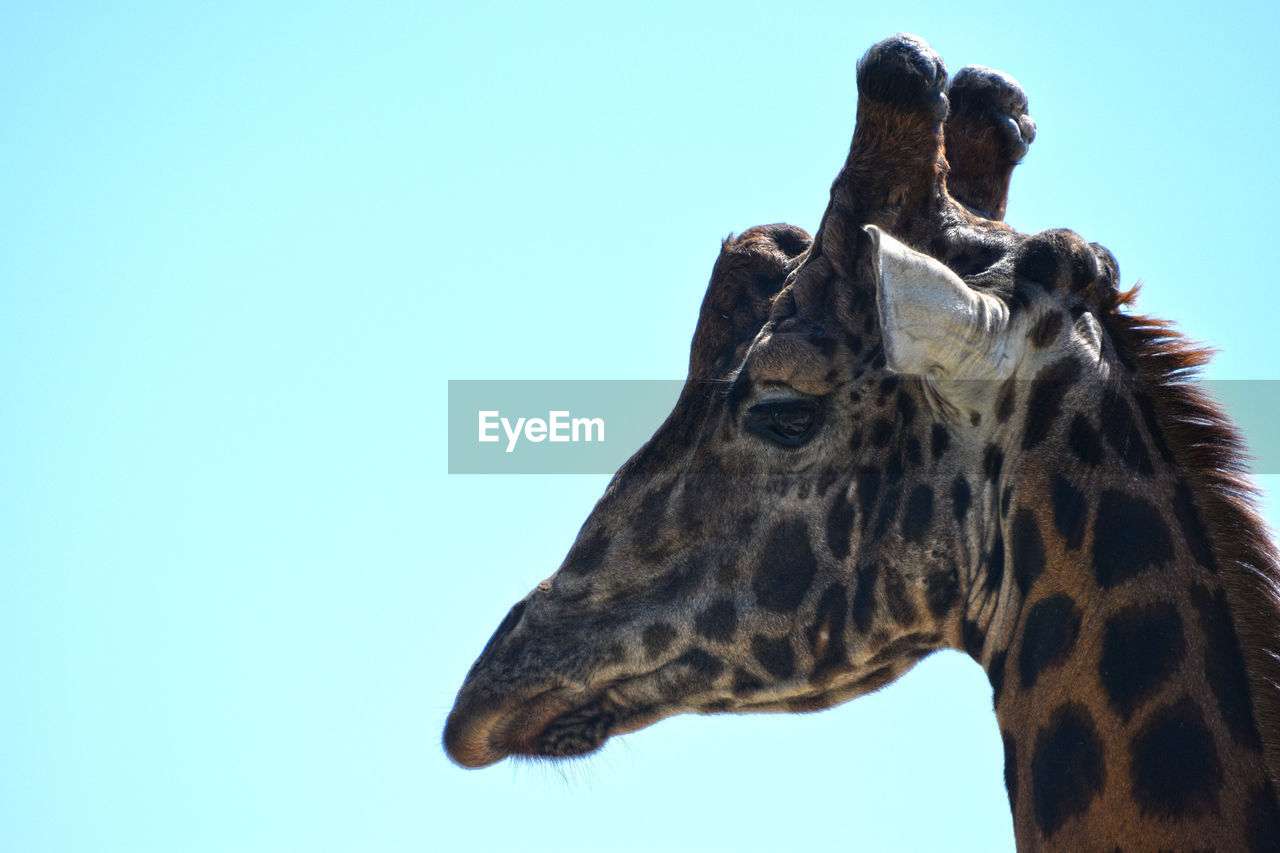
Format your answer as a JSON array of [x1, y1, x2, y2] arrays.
[[988, 557, 1275, 849], [962, 341, 1280, 848]]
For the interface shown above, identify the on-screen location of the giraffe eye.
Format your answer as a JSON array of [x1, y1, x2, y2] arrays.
[[746, 401, 819, 447]]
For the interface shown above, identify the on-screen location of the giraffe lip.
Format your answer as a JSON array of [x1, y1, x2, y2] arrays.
[[445, 680, 647, 767], [524, 692, 620, 759], [447, 650, 720, 768], [444, 682, 599, 768], [442, 703, 507, 769], [520, 677, 695, 758]]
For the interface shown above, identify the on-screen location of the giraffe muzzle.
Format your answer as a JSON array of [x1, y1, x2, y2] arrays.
[[443, 681, 603, 768]]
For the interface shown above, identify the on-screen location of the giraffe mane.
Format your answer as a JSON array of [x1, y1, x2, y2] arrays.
[[1104, 293, 1280, 790]]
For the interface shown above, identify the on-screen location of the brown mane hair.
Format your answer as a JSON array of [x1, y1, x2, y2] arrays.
[[1103, 288, 1280, 790]]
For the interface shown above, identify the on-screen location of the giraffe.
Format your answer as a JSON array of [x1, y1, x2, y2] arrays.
[[443, 34, 1280, 851]]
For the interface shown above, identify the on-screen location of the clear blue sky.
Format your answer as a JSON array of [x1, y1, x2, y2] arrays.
[[4, 2, 1279, 851]]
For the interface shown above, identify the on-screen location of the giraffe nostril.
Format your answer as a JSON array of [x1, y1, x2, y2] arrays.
[[497, 600, 527, 637], [477, 600, 527, 662]]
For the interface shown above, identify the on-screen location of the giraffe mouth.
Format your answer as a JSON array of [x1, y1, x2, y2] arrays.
[[445, 676, 675, 768], [444, 682, 631, 767]]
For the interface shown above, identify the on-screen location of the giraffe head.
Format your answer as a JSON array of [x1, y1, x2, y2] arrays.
[[444, 35, 1122, 770]]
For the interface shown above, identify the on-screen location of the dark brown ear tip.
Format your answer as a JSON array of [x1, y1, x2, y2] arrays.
[[856, 33, 948, 120], [725, 224, 812, 275], [753, 223, 813, 258]]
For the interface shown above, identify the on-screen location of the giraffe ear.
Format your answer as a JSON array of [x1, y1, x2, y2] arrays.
[[864, 225, 1015, 381], [688, 224, 811, 379]]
